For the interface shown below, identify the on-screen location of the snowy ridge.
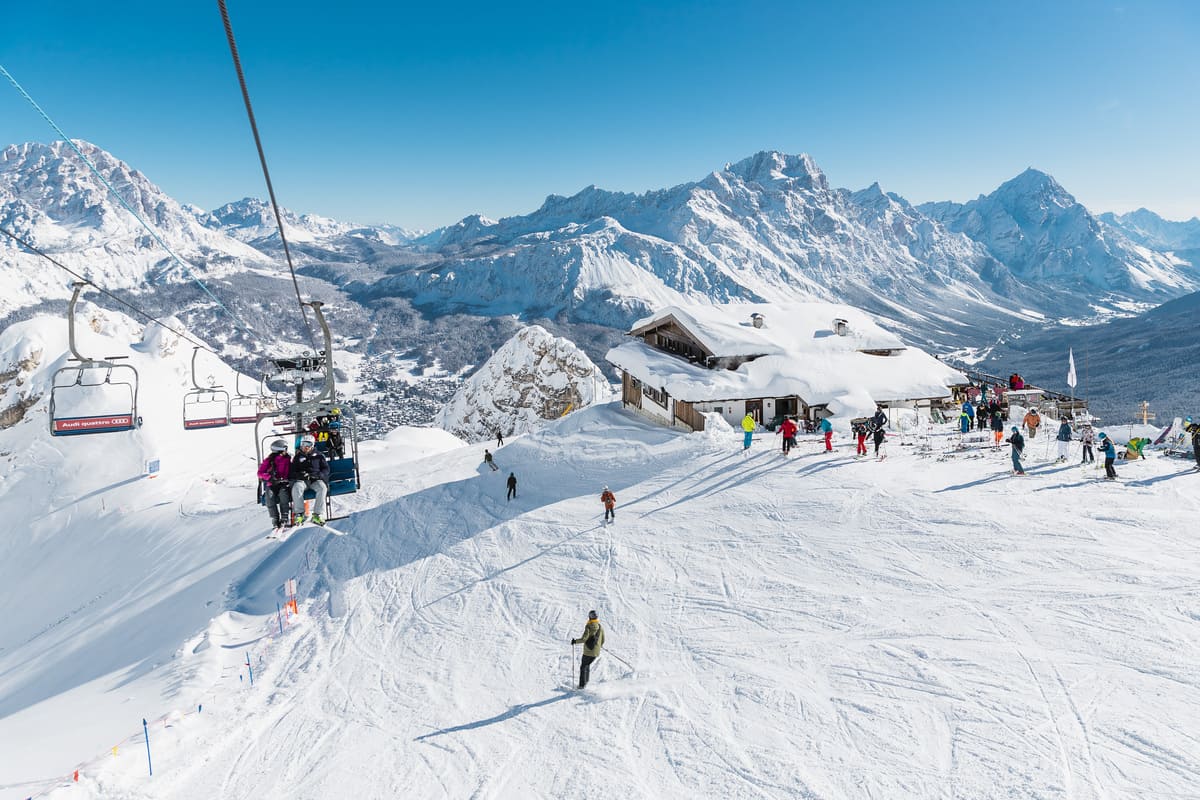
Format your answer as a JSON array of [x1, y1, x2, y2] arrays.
[[436, 324, 615, 442], [918, 169, 1199, 296], [0, 141, 274, 316]]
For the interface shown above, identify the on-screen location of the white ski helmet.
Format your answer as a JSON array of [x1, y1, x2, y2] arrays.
[[300, 435, 316, 447], [270, 439, 288, 452]]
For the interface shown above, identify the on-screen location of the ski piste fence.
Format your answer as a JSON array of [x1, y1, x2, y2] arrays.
[[7, 555, 311, 798]]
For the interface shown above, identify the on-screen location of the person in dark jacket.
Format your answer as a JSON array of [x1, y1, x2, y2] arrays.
[[1007, 427, 1026, 475], [496, 429, 505, 447], [870, 407, 887, 457], [1189, 418, 1200, 468], [1055, 419, 1073, 463], [990, 409, 1005, 446], [483, 449, 498, 471], [506, 472, 517, 501], [257, 439, 292, 528], [570, 610, 606, 689], [1099, 432, 1117, 480], [290, 434, 330, 524]]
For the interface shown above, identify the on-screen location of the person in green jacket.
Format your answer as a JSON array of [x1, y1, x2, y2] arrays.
[[570, 610, 606, 689]]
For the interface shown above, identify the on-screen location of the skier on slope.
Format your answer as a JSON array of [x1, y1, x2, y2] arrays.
[[819, 416, 834, 453], [1055, 418, 1073, 463], [506, 472, 517, 501], [870, 407, 888, 457], [1099, 432, 1118, 480], [570, 610, 606, 689], [990, 408, 1005, 446], [257, 439, 293, 531], [851, 418, 868, 457], [1079, 423, 1096, 464], [1023, 408, 1041, 439], [1007, 426, 1027, 476], [483, 449, 498, 471], [776, 416, 798, 455], [741, 413, 756, 451], [600, 486, 616, 523], [290, 435, 330, 525]]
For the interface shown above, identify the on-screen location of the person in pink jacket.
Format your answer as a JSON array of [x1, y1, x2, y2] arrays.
[[257, 439, 293, 529]]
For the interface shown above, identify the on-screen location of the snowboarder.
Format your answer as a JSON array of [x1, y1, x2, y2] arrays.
[[1007, 426, 1026, 475], [1080, 423, 1096, 464], [741, 413, 756, 450], [990, 409, 1005, 446], [600, 486, 616, 522], [1099, 432, 1117, 480], [776, 416, 798, 455], [506, 472, 517, 501], [496, 429, 505, 447], [871, 407, 888, 457], [290, 435, 330, 525], [483, 449, 498, 471], [1055, 419, 1073, 463], [1023, 408, 1041, 439], [257, 439, 293, 531], [570, 610, 606, 689], [851, 418, 868, 457], [819, 416, 834, 452]]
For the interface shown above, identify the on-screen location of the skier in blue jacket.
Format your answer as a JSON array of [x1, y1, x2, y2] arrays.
[[1099, 432, 1118, 480], [819, 416, 834, 452]]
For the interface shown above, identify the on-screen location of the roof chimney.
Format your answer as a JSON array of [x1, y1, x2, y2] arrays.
[[750, 312, 764, 329], [833, 318, 849, 336]]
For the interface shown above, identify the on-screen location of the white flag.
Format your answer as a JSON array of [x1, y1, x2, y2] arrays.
[[1067, 348, 1077, 389]]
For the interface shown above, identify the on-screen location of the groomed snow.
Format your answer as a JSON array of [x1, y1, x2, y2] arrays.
[[3, 377, 1199, 798]]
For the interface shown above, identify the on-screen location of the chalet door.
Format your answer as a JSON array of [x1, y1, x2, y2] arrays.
[[746, 399, 763, 423]]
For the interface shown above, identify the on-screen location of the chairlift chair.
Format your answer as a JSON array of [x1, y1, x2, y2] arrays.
[[48, 283, 141, 436], [252, 301, 360, 521], [230, 372, 276, 424], [182, 347, 231, 429]]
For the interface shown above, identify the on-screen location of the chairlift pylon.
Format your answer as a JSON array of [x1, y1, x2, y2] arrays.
[[49, 283, 141, 436], [183, 346, 231, 430]]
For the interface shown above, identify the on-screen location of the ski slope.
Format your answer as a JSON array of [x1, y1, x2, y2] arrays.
[[3, 365, 1199, 798]]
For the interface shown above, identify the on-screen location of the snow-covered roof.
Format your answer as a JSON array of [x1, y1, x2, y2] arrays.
[[628, 302, 907, 357], [609, 302, 966, 414]]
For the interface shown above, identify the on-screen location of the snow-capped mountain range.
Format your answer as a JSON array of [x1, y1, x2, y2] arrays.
[[0, 141, 274, 316], [918, 168, 1194, 297]]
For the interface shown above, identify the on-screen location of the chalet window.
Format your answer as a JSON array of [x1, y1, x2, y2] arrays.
[[643, 384, 667, 407]]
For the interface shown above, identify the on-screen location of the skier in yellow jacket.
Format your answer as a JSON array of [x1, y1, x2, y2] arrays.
[[570, 610, 606, 689]]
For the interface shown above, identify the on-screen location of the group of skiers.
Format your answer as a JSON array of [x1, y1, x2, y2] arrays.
[[256, 435, 331, 529], [751, 407, 889, 459]]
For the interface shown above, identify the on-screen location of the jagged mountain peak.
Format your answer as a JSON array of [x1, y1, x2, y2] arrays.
[[435, 324, 615, 443], [991, 167, 1074, 208], [725, 150, 827, 191]]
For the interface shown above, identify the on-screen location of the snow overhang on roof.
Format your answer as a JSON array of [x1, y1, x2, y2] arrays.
[[628, 302, 908, 358], [611, 302, 967, 408]]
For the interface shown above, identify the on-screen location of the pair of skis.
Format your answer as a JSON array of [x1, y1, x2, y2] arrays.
[[267, 519, 346, 540]]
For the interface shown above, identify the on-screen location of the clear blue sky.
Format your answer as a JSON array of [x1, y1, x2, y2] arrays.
[[3, 1, 1198, 230]]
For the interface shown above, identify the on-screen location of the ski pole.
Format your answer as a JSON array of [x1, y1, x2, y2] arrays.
[[571, 642, 577, 688], [606, 649, 635, 671]]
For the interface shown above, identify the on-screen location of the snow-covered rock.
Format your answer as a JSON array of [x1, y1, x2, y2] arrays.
[[436, 325, 615, 442]]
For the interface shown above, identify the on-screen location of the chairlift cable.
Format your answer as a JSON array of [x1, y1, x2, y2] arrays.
[[0, 63, 264, 344], [216, 0, 320, 354], [0, 225, 215, 354]]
